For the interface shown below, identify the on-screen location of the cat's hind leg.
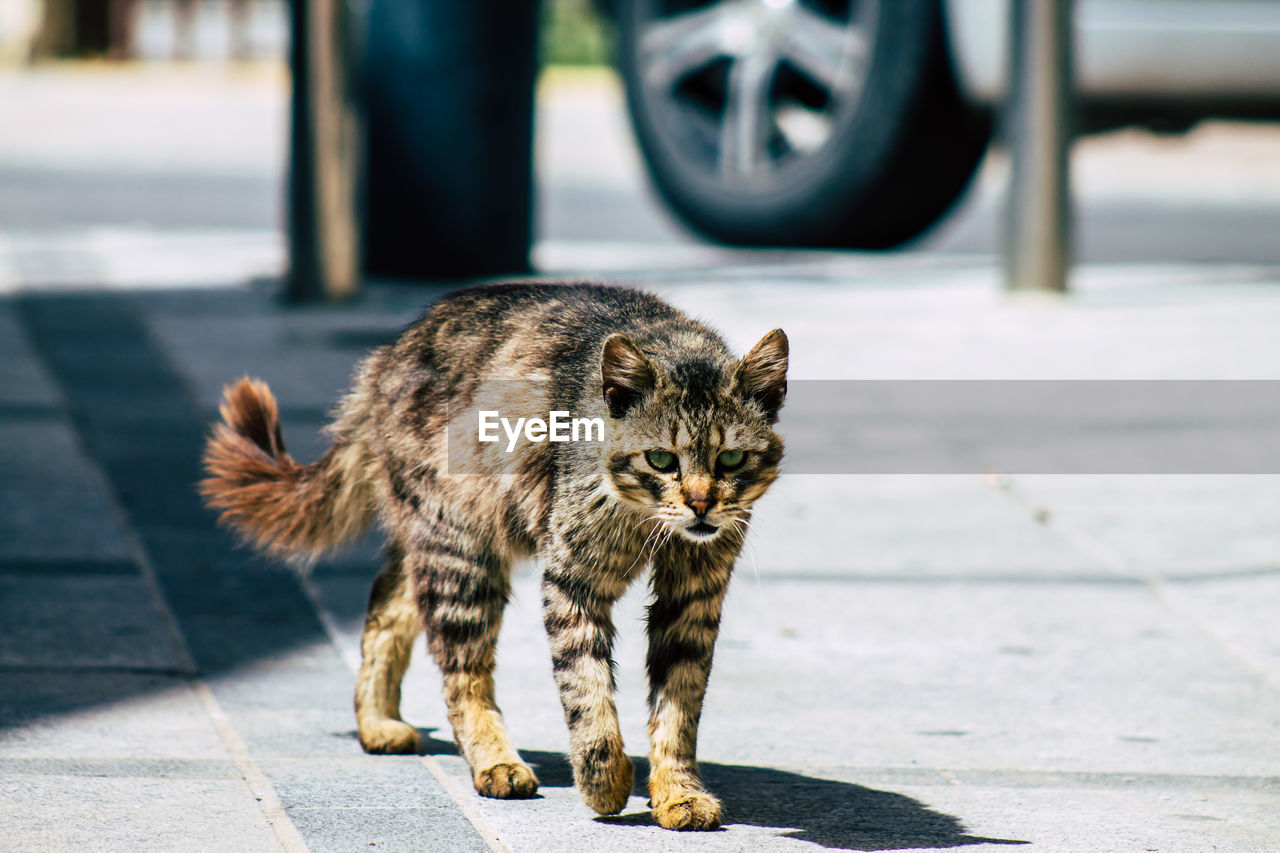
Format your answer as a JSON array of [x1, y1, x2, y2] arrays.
[[355, 542, 423, 754], [414, 526, 538, 799]]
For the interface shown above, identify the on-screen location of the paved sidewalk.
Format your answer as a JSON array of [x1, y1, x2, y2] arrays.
[[2, 259, 1279, 852]]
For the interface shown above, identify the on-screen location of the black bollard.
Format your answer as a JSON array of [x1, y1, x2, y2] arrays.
[[361, 0, 542, 280]]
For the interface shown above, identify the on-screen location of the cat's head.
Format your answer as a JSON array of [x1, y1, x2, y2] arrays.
[[600, 329, 787, 544]]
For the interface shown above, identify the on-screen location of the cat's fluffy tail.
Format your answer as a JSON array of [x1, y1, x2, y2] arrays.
[[201, 377, 375, 562]]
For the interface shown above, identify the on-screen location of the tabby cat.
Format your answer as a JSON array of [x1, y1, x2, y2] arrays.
[[201, 283, 788, 831]]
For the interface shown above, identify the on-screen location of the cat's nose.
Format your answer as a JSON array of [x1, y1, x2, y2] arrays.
[[685, 478, 714, 517]]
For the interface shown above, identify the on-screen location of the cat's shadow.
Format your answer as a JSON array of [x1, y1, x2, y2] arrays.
[[400, 729, 1027, 851]]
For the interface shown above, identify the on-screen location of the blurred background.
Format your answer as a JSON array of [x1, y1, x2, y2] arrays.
[[1, 0, 1280, 294], [4, 4, 1280, 851]]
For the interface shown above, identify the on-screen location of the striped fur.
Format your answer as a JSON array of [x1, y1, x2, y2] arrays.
[[199, 283, 787, 829]]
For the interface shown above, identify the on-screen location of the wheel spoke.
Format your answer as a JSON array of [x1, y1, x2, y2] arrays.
[[639, 2, 743, 90], [776, 3, 867, 95], [719, 52, 778, 177]]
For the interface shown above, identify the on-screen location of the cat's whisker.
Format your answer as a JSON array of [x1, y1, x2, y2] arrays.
[[624, 515, 664, 575], [629, 515, 670, 574], [653, 520, 676, 557], [653, 520, 676, 556]]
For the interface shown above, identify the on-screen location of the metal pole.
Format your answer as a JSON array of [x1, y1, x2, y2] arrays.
[[1003, 0, 1074, 293], [286, 0, 363, 302]]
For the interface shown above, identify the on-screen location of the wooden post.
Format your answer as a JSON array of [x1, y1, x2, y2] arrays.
[[1003, 0, 1074, 293], [286, 0, 362, 301]]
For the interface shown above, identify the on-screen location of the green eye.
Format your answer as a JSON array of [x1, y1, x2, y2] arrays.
[[645, 450, 677, 472], [717, 449, 746, 470]]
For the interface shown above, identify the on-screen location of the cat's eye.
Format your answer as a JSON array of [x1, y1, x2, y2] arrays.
[[717, 449, 746, 470], [645, 450, 678, 472]]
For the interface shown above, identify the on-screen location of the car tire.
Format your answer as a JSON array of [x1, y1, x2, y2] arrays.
[[616, 0, 990, 249]]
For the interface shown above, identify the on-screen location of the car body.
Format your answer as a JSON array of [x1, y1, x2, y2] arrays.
[[948, 0, 1280, 128]]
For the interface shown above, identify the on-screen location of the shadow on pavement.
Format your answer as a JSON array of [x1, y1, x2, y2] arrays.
[[696, 762, 1028, 851], [408, 730, 1027, 851]]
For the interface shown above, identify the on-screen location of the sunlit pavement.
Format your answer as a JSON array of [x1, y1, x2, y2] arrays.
[[1, 64, 1279, 852]]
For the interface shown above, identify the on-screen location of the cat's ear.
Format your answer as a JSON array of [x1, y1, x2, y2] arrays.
[[601, 333, 657, 419], [734, 329, 789, 423]]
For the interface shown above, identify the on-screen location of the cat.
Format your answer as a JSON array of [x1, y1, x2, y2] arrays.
[[200, 282, 788, 831]]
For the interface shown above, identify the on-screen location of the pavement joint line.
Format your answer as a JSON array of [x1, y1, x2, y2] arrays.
[[296, 569, 362, 674], [1157, 564, 1280, 583], [0, 556, 146, 576], [0, 402, 63, 419], [295, 569, 511, 853], [0, 663, 197, 677], [988, 475, 1280, 693], [285, 806, 467, 812], [1144, 577, 1280, 692], [193, 679, 311, 853], [936, 768, 962, 787], [0, 757, 242, 778], [798, 765, 1280, 792], [982, 475, 1130, 576]]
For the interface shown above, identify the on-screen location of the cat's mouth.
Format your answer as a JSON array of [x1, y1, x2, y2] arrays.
[[682, 521, 720, 541]]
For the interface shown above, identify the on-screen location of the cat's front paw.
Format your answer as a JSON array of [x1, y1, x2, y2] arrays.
[[474, 761, 539, 799], [575, 740, 634, 815], [652, 790, 723, 831]]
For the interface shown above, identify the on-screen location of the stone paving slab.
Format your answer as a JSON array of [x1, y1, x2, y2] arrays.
[[0, 420, 134, 561], [1001, 475, 1280, 574], [283, 806, 488, 853], [0, 573, 182, 669], [263, 757, 488, 848], [204, 649, 356, 714], [0, 674, 229, 759], [0, 774, 281, 852], [0, 304, 61, 408], [744, 475, 1104, 579], [860, 780, 1280, 853], [224, 709, 371, 761], [1168, 574, 1280, 688], [697, 580, 1279, 778]]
